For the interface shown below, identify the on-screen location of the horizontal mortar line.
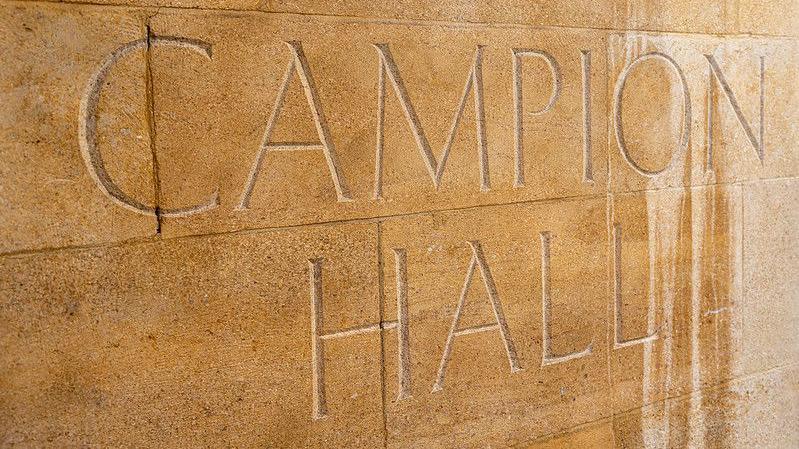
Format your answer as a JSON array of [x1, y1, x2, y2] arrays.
[[109, 190, 604, 239], [607, 174, 799, 197], [517, 361, 799, 447], [0, 234, 164, 259], [609, 360, 799, 418], [513, 416, 615, 448], [0, 190, 604, 259], [3, 173, 798, 259], [3, 0, 798, 39], [517, 361, 799, 446]]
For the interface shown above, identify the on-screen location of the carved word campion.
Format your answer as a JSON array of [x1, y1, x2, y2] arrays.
[[80, 37, 770, 215]]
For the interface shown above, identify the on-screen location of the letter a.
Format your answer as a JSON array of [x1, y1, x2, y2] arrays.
[[238, 41, 352, 209], [432, 241, 521, 392]]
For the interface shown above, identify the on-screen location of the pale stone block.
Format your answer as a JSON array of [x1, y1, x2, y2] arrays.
[[738, 0, 799, 37], [0, 3, 157, 253], [608, 34, 799, 193], [613, 364, 799, 448], [258, 0, 619, 29], [517, 420, 615, 448], [379, 197, 610, 447], [147, 11, 608, 237], [0, 223, 383, 447], [11, 0, 620, 29], [609, 185, 744, 413], [741, 178, 799, 375], [620, 0, 736, 34], [0, 0, 796, 447]]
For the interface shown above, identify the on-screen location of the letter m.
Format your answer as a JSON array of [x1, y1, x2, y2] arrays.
[[372, 44, 489, 199]]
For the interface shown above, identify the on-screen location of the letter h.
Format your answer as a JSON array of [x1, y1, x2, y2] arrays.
[[309, 251, 410, 420]]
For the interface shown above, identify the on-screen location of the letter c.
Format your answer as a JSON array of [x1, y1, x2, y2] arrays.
[[78, 36, 219, 217]]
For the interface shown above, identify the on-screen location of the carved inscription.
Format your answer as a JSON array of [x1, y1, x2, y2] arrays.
[[79, 36, 220, 217], [309, 256, 410, 420], [74, 34, 782, 423], [432, 240, 521, 392], [304, 219, 683, 419], [373, 44, 489, 197], [539, 231, 593, 366], [612, 224, 658, 349], [239, 41, 352, 209], [581, 50, 594, 183], [82, 36, 778, 213], [393, 248, 412, 401], [613, 52, 692, 177], [46, 23, 799, 447], [512, 49, 561, 188], [704, 54, 766, 169]]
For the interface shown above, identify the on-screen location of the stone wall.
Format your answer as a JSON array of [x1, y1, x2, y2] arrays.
[[1, 0, 797, 447]]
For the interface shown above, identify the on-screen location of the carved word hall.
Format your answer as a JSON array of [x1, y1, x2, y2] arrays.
[[310, 226, 648, 420], [79, 37, 769, 215]]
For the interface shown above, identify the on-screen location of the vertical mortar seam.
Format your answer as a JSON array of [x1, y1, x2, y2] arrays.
[[376, 220, 389, 449], [604, 30, 619, 449], [144, 17, 162, 234]]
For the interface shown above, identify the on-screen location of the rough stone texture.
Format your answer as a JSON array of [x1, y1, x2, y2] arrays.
[[10, 0, 623, 28], [613, 364, 799, 448], [256, 0, 620, 29], [608, 34, 799, 194], [619, 0, 736, 34], [380, 198, 609, 447], [519, 420, 615, 448], [741, 178, 799, 376], [610, 185, 745, 412], [0, 0, 797, 448], [147, 11, 608, 238], [738, 0, 799, 36], [0, 223, 383, 447], [0, 4, 157, 253]]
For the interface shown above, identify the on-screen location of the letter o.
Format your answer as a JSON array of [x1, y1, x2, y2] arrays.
[[613, 52, 691, 177]]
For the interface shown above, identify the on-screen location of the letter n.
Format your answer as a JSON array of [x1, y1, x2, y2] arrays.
[[704, 54, 765, 170]]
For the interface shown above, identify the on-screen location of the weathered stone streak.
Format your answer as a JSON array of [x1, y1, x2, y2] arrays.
[[0, 0, 796, 447]]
